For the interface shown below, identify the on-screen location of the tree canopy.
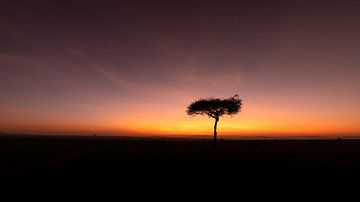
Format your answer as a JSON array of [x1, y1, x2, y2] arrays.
[[186, 95, 242, 119]]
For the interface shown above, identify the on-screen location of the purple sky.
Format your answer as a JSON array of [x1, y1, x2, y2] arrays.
[[1, 1, 359, 135]]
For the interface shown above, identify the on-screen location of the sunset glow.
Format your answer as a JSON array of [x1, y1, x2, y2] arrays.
[[1, 1, 359, 137]]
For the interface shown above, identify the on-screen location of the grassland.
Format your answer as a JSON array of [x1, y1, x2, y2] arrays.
[[1, 134, 359, 199]]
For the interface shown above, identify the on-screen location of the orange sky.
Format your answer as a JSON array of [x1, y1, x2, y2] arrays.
[[1, 91, 359, 136], [0, 1, 360, 137]]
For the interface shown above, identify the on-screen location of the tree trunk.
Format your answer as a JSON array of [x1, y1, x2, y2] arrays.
[[213, 117, 219, 148]]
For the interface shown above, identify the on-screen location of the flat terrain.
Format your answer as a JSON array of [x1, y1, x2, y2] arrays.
[[1, 135, 360, 199]]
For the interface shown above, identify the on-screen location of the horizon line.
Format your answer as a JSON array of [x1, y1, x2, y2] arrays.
[[1, 132, 360, 140]]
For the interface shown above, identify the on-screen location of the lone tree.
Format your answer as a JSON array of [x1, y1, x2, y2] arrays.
[[187, 95, 242, 147]]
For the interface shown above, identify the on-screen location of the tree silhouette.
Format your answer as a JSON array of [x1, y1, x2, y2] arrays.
[[187, 95, 242, 147]]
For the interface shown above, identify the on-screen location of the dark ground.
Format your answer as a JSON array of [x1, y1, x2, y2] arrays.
[[1, 135, 359, 199]]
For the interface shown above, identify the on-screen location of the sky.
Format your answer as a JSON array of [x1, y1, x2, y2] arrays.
[[0, 0, 359, 137]]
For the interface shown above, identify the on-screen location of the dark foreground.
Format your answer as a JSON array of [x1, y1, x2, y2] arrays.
[[1, 135, 360, 199]]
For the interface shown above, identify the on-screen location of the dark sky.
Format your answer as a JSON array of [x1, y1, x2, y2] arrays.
[[1, 0, 359, 135]]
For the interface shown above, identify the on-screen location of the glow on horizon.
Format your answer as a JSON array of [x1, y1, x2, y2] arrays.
[[1, 99, 359, 136]]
